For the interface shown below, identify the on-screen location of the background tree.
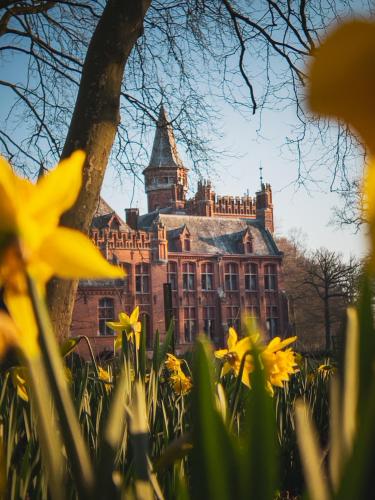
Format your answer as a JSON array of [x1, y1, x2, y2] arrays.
[[277, 235, 361, 351], [303, 248, 359, 350], [0, 0, 370, 337]]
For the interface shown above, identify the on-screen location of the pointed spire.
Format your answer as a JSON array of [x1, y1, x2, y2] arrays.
[[148, 105, 184, 169]]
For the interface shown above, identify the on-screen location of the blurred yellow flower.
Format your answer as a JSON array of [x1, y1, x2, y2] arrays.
[[317, 363, 335, 378], [165, 353, 182, 372], [98, 366, 112, 393], [309, 20, 375, 154], [215, 327, 255, 388], [107, 306, 142, 351], [10, 367, 29, 402], [0, 151, 123, 359], [169, 369, 192, 396]]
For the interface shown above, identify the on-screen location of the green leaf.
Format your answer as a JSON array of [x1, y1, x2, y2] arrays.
[[241, 343, 279, 500], [191, 337, 239, 500]]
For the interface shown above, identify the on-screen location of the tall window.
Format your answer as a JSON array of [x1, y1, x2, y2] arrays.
[[136, 263, 149, 293], [245, 305, 259, 320], [182, 262, 195, 291], [167, 261, 177, 291], [266, 306, 278, 337], [227, 306, 240, 331], [203, 306, 215, 339], [118, 263, 130, 292], [184, 307, 196, 342], [98, 297, 115, 336], [264, 264, 277, 291], [224, 263, 238, 291], [201, 262, 214, 290], [245, 263, 258, 291]]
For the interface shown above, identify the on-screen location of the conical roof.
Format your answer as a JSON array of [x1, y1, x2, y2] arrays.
[[147, 105, 185, 169]]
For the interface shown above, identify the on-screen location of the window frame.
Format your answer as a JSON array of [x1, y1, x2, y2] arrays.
[[245, 263, 258, 291], [135, 263, 150, 294], [264, 264, 277, 291], [98, 297, 115, 336], [183, 306, 196, 342], [201, 262, 214, 291], [182, 262, 196, 291], [224, 262, 239, 291]]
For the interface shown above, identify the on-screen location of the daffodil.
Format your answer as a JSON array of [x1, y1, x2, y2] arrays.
[[106, 306, 142, 351], [309, 20, 375, 155], [169, 369, 192, 396], [98, 366, 112, 393], [261, 336, 298, 395], [317, 363, 335, 379], [0, 152, 124, 359], [10, 367, 29, 402], [215, 327, 255, 388], [165, 353, 182, 372]]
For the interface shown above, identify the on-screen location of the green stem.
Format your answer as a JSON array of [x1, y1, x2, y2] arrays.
[[27, 356, 65, 500], [26, 275, 94, 499]]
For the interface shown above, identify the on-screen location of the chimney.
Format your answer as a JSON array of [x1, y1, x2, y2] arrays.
[[125, 208, 139, 230]]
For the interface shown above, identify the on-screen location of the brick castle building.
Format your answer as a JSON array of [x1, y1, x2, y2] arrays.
[[71, 106, 289, 355]]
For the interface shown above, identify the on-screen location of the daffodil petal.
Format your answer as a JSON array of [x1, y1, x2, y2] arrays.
[[114, 334, 122, 351], [4, 291, 39, 359], [309, 20, 375, 154], [130, 305, 139, 324], [106, 321, 125, 332], [118, 312, 130, 327], [29, 151, 85, 222], [39, 227, 124, 279], [214, 349, 228, 359], [227, 327, 237, 350]]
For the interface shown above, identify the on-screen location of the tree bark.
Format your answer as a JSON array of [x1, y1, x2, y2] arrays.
[[324, 288, 331, 351], [47, 0, 152, 339]]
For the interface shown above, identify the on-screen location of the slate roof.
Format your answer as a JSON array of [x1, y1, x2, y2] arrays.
[[92, 198, 129, 230], [138, 213, 281, 256], [144, 105, 185, 170]]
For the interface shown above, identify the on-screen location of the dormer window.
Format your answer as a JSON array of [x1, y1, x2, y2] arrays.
[[242, 228, 253, 254], [184, 238, 191, 251]]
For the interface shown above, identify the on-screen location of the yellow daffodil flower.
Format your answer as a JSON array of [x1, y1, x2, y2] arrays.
[[215, 329, 298, 392], [165, 353, 182, 372], [309, 20, 375, 155], [10, 367, 29, 402], [169, 369, 192, 396], [0, 151, 124, 360], [98, 366, 112, 393], [317, 363, 335, 379], [106, 306, 142, 351], [261, 336, 298, 395], [215, 327, 255, 388]]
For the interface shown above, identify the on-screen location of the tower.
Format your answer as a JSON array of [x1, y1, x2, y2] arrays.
[[256, 182, 274, 233], [143, 105, 188, 212]]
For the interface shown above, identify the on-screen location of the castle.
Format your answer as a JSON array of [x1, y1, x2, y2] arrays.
[[71, 106, 289, 356]]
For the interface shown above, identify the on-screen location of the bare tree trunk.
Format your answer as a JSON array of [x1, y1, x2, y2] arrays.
[[47, 0, 151, 339], [324, 289, 331, 351]]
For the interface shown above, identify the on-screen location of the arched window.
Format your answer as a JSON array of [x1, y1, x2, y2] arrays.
[[201, 262, 214, 290], [224, 263, 238, 291], [245, 263, 258, 291], [136, 263, 150, 293], [182, 262, 195, 291], [264, 264, 277, 291], [167, 261, 177, 290], [98, 297, 115, 336]]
